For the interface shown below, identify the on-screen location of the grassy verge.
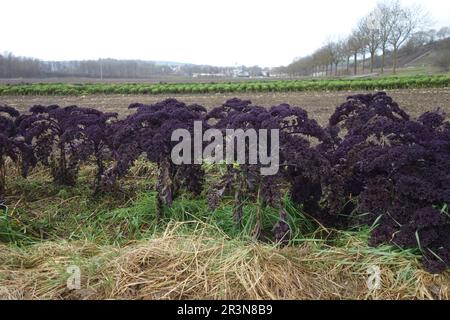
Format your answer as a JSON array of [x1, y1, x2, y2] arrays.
[[0, 163, 449, 300]]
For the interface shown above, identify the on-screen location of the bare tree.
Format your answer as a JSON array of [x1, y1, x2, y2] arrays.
[[332, 40, 346, 76], [437, 26, 450, 40], [282, 0, 438, 78], [315, 46, 333, 76], [433, 36, 450, 71], [427, 29, 437, 43], [323, 39, 341, 77], [358, 32, 369, 73], [359, 13, 381, 73], [348, 32, 364, 75], [343, 39, 353, 75], [375, 0, 395, 74], [388, 3, 429, 74]]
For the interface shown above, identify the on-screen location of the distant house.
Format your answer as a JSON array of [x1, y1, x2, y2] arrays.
[[236, 71, 250, 77], [232, 67, 250, 78], [193, 73, 227, 78]]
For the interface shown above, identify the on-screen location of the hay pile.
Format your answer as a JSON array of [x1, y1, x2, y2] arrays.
[[0, 222, 448, 300]]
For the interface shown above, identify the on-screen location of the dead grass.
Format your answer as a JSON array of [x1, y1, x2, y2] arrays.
[[0, 222, 448, 300]]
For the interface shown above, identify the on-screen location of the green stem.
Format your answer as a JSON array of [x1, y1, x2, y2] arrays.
[[232, 172, 244, 226], [253, 184, 262, 240], [0, 156, 6, 202]]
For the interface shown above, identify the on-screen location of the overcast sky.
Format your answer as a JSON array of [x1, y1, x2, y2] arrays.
[[2, 0, 449, 67]]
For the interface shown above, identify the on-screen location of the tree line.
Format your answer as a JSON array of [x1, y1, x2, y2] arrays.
[[0, 54, 267, 79], [279, 0, 449, 77]]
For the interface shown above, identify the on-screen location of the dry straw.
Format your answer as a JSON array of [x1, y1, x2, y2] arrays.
[[0, 221, 448, 300]]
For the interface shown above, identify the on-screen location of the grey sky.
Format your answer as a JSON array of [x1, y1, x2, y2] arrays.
[[2, 0, 449, 67]]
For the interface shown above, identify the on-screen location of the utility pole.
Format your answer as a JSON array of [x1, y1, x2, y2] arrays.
[[99, 58, 103, 80]]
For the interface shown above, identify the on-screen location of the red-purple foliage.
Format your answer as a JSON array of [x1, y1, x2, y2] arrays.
[[4, 94, 449, 273], [0, 105, 35, 205], [325, 92, 450, 273], [206, 98, 331, 243], [18, 105, 117, 187], [111, 99, 207, 218]]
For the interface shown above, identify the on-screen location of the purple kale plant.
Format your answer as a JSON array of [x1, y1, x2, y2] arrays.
[[206, 98, 330, 243], [72, 108, 118, 194], [325, 92, 450, 273], [18, 105, 107, 186], [118, 99, 207, 219], [0, 105, 35, 206]]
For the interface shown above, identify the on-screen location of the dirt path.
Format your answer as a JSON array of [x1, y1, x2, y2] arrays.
[[2, 88, 449, 124]]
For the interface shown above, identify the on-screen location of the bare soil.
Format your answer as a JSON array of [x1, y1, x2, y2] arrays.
[[1, 88, 449, 124]]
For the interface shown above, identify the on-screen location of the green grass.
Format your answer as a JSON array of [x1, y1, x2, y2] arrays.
[[0, 74, 448, 96], [0, 162, 348, 250], [1, 185, 321, 247]]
